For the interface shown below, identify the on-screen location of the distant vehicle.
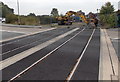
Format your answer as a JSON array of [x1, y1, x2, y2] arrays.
[[0, 17, 2, 22], [0, 17, 6, 23]]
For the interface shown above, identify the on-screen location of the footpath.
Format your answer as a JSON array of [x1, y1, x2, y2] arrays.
[[99, 28, 119, 82]]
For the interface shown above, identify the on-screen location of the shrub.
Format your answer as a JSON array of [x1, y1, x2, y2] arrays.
[[6, 14, 18, 24]]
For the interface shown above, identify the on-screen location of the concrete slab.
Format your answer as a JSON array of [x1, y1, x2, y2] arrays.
[[106, 28, 120, 82], [99, 29, 113, 80], [99, 29, 119, 81], [0, 31, 24, 40], [104, 29, 118, 76]]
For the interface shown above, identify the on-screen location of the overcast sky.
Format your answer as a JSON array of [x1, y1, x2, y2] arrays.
[[1, 0, 119, 15]]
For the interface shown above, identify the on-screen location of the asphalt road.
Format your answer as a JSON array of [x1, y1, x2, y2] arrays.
[[1, 27, 76, 60], [1, 26, 100, 81], [71, 30, 100, 80]]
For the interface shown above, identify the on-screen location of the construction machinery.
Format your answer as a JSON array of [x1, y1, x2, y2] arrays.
[[56, 15, 72, 25], [88, 12, 98, 27], [57, 11, 88, 25], [56, 10, 98, 27]]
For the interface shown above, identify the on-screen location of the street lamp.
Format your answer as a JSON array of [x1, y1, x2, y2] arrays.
[[17, 0, 20, 25], [97, 9, 98, 13], [97, 9, 100, 14], [97, 9, 100, 16]]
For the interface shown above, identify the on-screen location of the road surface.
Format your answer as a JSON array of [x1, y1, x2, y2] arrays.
[[1, 25, 100, 81]]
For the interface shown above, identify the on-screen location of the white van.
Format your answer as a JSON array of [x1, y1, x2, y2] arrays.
[[0, 17, 6, 23]]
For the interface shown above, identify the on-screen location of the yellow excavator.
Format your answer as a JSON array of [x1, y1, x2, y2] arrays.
[[56, 11, 89, 25], [56, 11, 98, 27]]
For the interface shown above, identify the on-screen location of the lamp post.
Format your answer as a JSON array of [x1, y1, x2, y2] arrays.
[[17, 0, 20, 25], [97, 9, 98, 14], [97, 9, 100, 17]]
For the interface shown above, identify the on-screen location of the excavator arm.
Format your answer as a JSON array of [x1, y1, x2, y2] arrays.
[[57, 11, 89, 25], [57, 10, 98, 27], [65, 11, 89, 24]]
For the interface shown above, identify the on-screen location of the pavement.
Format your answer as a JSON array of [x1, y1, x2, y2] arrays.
[[99, 29, 119, 81], [106, 28, 120, 81], [106, 28, 120, 59]]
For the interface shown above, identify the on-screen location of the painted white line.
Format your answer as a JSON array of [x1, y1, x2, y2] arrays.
[[2, 24, 42, 28], [8, 28, 85, 82], [66, 29, 95, 81], [0, 28, 55, 46], [0, 28, 55, 43], [0, 30, 29, 34], [0, 28, 80, 70], [111, 38, 120, 40], [1, 28, 74, 56], [1, 36, 48, 55]]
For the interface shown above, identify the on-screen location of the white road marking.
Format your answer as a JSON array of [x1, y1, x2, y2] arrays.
[[0, 28, 55, 46], [0, 30, 29, 34], [0, 28, 80, 70], [8, 28, 85, 82], [111, 38, 120, 40], [66, 29, 95, 81], [1, 28, 76, 56], [1, 29, 70, 55]]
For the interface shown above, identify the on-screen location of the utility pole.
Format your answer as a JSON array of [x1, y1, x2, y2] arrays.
[[17, 0, 20, 25]]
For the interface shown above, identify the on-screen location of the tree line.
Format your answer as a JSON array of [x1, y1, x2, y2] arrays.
[[0, 2, 59, 25]]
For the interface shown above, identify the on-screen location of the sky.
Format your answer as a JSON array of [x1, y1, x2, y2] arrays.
[[1, 0, 119, 15]]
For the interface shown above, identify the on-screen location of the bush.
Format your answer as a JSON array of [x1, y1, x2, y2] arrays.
[[6, 14, 40, 25], [100, 13, 117, 28], [38, 15, 58, 25], [40, 16, 51, 24], [22, 16, 39, 25], [6, 14, 18, 24]]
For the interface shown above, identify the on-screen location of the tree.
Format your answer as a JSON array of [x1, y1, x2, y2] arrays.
[[51, 8, 59, 17], [0, 2, 14, 18], [100, 2, 114, 14], [27, 13, 36, 17], [99, 2, 117, 27]]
